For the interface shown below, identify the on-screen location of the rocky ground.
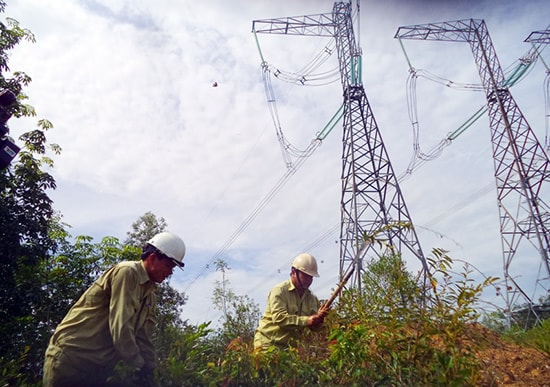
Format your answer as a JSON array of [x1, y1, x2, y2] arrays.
[[474, 325, 550, 386]]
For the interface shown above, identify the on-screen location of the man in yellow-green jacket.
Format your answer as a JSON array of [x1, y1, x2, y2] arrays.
[[254, 253, 329, 351], [42, 232, 187, 387]]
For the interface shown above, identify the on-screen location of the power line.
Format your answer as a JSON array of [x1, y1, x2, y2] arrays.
[[182, 138, 322, 294]]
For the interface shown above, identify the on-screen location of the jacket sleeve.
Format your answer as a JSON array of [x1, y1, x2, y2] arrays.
[[108, 266, 145, 369], [135, 292, 157, 369], [269, 287, 310, 327]]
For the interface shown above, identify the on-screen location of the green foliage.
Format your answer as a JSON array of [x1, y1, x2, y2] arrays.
[[502, 316, 550, 356], [44, 235, 141, 318], [324, 250, 498, 386], [0, 3, 541, 382], [0, 8, 61, 381], [211, 250, 496, 386], [124, 211, 167, 247], [0, 14, 35, 74], [481, 309, 509, 333], [155, 282, 189, 359], [0, 346, 40, 387], [221, 294, 261, 343], [212, 259, 261, 348], [522, 319, 550, 356], [156, 322, 216, 386], [213, 340, 323, 386], [359, 253, 422, 320], [107, 324, 215, 387], [212, 258, 234, 317]]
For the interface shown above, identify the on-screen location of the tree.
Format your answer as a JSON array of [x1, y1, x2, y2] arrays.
[[0, 4, 62, 381], [212, 258, 233, 318], [359, 254, 422, 320], [212, 259, 261, 346], [124, 211, 167, 247]]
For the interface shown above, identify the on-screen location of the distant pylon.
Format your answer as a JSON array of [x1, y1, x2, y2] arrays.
[[396, 19, 550, 326]]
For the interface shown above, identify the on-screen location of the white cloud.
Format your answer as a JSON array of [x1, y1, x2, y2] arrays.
[[5, 0, 550, 325]]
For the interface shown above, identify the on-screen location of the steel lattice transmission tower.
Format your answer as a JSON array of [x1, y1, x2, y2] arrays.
[[253, 1, 427, 289], [396, 20, 550, 322]]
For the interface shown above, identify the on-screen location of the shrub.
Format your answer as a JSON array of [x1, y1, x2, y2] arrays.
[[507, 317, 550, 356], [214, 250, 496, 386]]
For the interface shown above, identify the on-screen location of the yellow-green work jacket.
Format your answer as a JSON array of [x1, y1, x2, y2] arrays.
[[254, 279, 320, 349], [46, 261, 157, 371]]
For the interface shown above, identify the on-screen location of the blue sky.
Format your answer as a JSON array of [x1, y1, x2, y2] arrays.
[[5, 0, 550, 326]]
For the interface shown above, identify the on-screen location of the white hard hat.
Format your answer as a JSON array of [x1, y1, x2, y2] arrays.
[[291, 253, 319, 277], [147, 232, 186, 267]]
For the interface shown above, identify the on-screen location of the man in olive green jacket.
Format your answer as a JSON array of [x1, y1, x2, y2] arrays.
[[254, 253, 329, 350], [43, 232, 186, 387]]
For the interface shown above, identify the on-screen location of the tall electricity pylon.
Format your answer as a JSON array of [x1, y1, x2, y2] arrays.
[[395, 20, 550, 324], [253, 2, 427, 289]]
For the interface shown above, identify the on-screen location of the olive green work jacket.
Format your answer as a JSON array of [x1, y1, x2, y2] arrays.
[[254, 279, 320, 349], [47, 261, 157, 371]]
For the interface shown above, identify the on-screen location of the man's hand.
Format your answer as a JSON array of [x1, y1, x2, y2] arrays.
[[306, 304, 331, 328], [317, 303, 330, 319], [306, 314, 322, 327]]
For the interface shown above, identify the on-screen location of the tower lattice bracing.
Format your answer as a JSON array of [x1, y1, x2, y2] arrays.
[[253, 2, 427, 289], [396, 20, 550, 322]]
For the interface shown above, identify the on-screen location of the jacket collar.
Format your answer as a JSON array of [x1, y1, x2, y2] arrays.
[[287, 278, 310, 295], [138, 260, 154, 285]]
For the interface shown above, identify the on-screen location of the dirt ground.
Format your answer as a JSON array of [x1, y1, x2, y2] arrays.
[[473, 325, 550, 386]]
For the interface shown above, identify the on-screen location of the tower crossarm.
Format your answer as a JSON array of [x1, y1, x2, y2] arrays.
[[394, 19, 482, 43], [525, 30, 550, 44], [396, 20, 507, 86], [252, 13, 336, 37]]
